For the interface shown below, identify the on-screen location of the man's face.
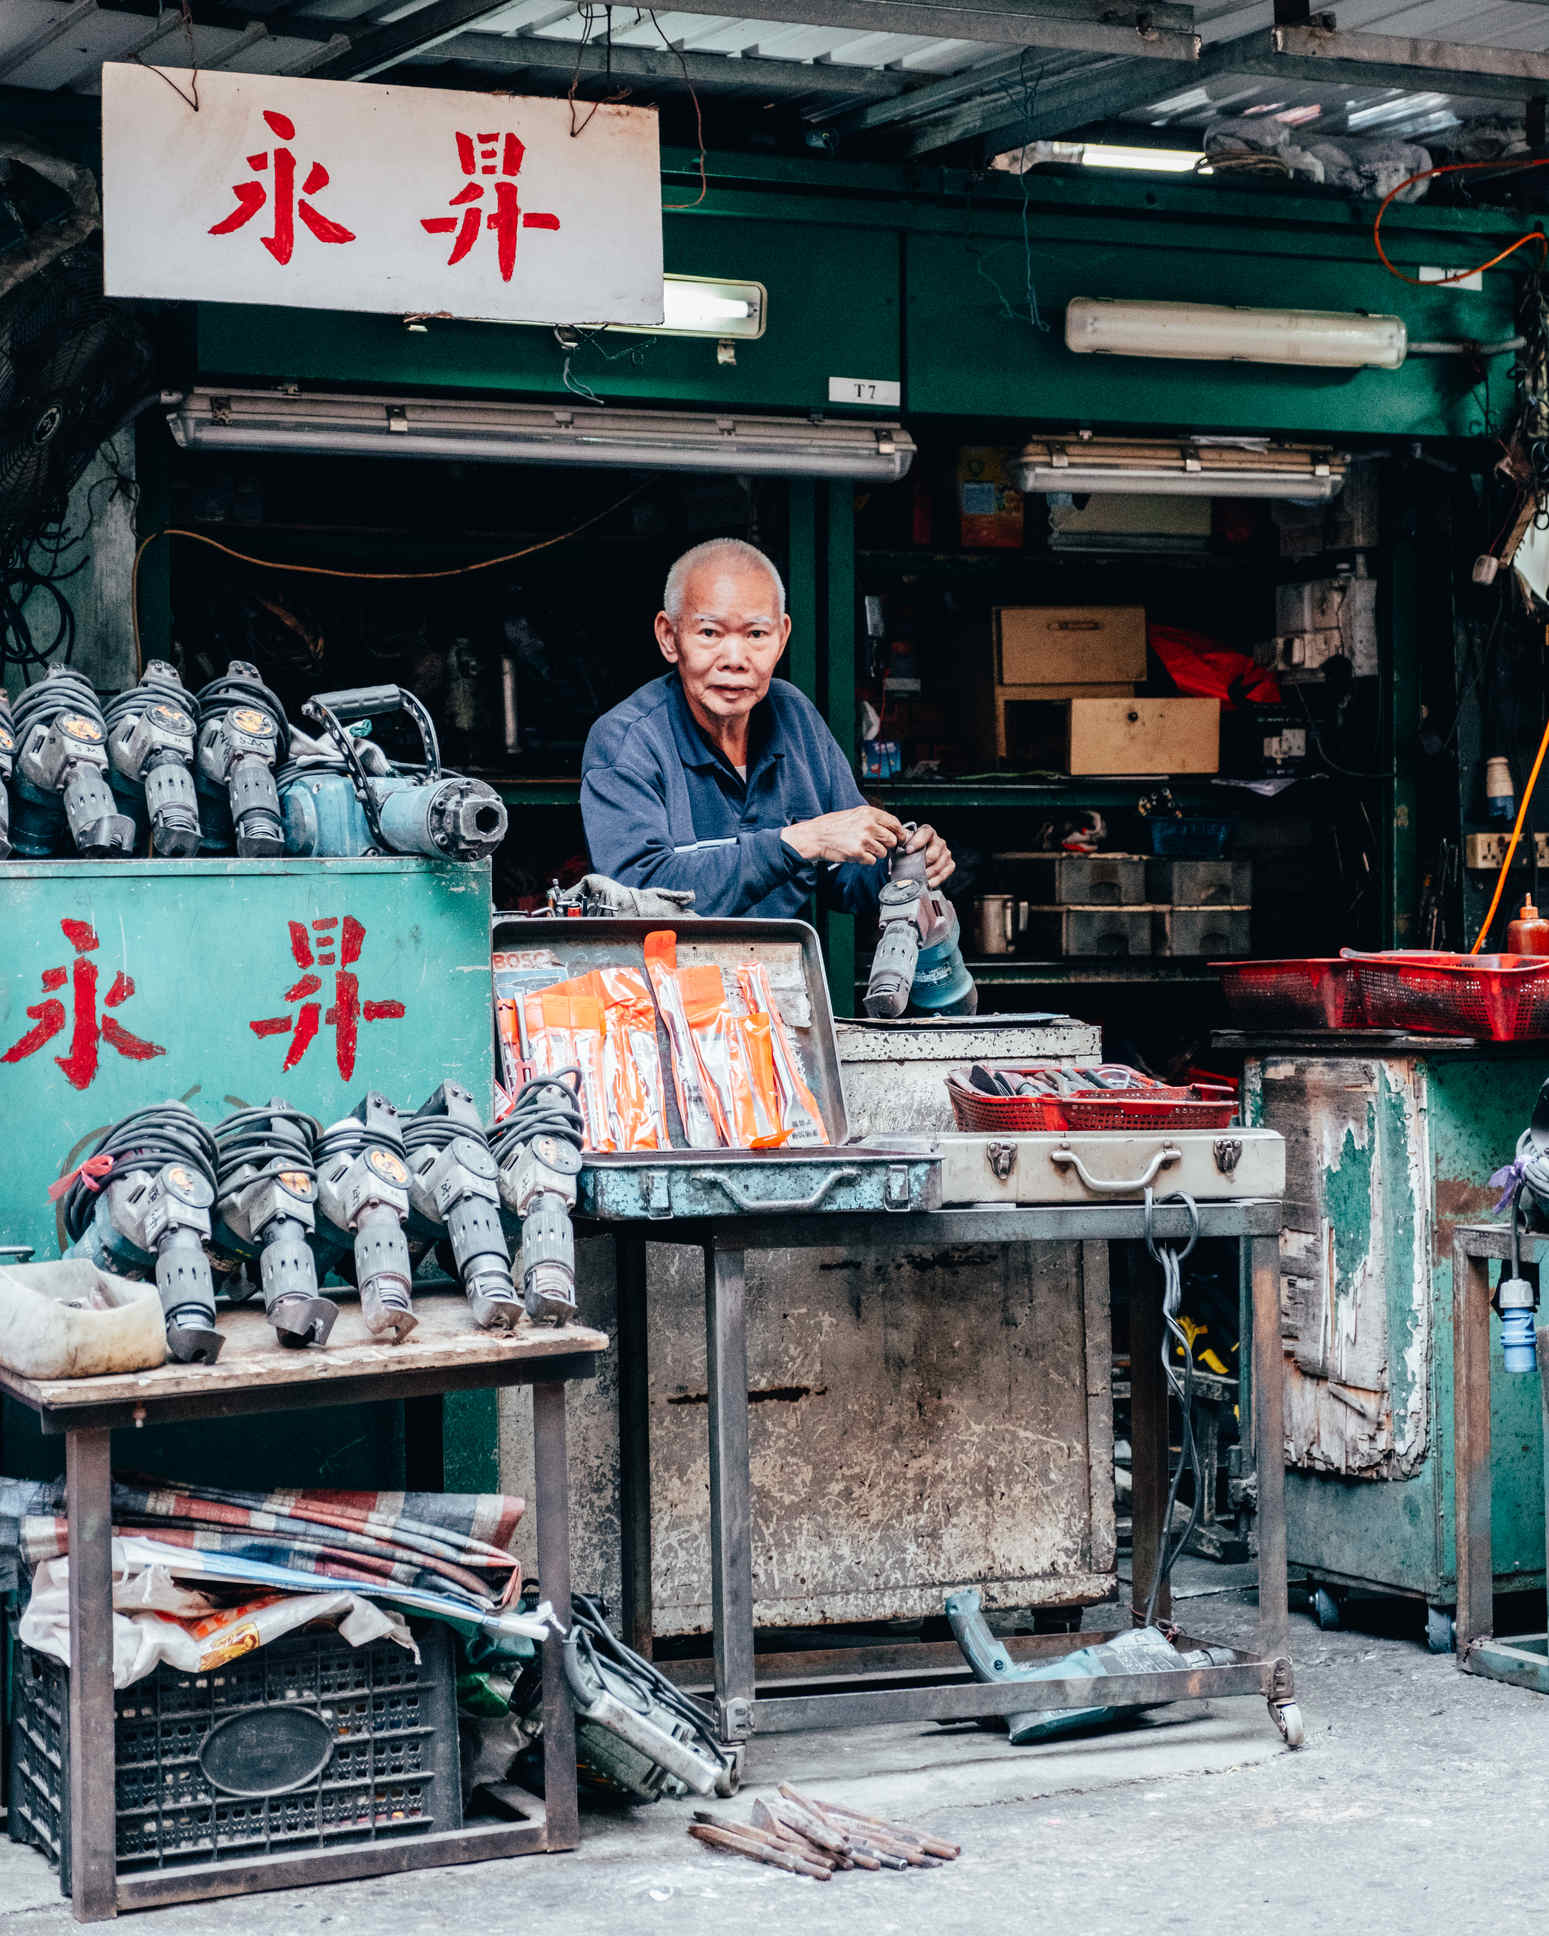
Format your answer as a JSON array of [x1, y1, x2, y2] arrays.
[[655, 561, 792, 729]]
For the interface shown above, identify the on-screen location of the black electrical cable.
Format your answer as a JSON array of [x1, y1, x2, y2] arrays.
[[102, 663, 199, 737], [62, 1102, 218, 1244], [213, 1103, 320, 1190], [12, 664, 106, 747], [1141, 1189, 1204, 1631], [487, 1069, 585, 1164], [194, 663, 291, 762]]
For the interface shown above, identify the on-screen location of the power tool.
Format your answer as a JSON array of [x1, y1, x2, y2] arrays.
[[313, 1092, 417, 1342], [510, 1591, 735, 1802], [10, 666, 135, 857], [60, 1102, 223, 1363], [863, 824, 976, 1019], [194, 661, 288, 856], [212, 1101, 338, 1349], [945, 1588, 1236, 1744], [104, 661, 202, 858], [488, 1071, 584, 1325], [0, 688, 14, 859], [402, 1082, 522, 1331], [281, 684, 507, 862]]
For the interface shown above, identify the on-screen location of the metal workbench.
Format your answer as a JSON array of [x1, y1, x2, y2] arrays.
[[595, 1198, 1298, 1758], [1451, 1221, 1549, 1696], [0, 1292, 607, 1924]]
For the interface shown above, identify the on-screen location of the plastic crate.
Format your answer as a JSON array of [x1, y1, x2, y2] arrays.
[[1215, 958, 1363, 1031], [1341, 951, 1549, 1041], [7, 1620, 460, 1891], [947, 1067, 1237, 1132]]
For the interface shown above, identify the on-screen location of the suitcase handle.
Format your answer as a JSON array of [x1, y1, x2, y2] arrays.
[[1050, 1145, 1181, 1194], [702, 1167, 860, 1214]]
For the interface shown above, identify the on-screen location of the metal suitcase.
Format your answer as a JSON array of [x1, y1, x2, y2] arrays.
[[490, 914, 940, 1219], [934, 1126, 1285, 1205]]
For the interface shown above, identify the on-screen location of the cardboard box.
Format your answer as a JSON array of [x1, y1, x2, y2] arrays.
[[1067, 697, 1219, 776], [995, 606, 1146, 685], [978, 681, 1134, 763]]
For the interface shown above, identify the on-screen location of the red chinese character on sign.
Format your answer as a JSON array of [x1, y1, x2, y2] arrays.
[[1, 919, 166, 1093], [419, 131, 559, 284], [209, 109, 357, 267], [248, 916, 406, 1082]]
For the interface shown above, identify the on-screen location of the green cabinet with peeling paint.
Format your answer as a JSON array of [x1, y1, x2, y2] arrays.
[[1244, 1044, 1546, 1642], [0, 858, 498, 1491]]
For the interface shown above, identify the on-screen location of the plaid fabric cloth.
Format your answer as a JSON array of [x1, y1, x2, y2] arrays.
[[15, 1480, 525, 1612]]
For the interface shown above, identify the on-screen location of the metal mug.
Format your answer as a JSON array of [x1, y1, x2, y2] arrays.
[[973, 895, 1021, 956]]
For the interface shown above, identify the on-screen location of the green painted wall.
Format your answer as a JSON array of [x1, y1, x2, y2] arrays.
[[193, 149, 1522, 437]]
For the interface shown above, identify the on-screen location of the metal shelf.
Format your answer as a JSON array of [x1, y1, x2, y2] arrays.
[[859, 960, 1222, 987]]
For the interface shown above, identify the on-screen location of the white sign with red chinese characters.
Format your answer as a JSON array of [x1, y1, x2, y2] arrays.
[[101, 64, 664, 327]]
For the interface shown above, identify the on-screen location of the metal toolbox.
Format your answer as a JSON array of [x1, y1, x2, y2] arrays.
[[1155, 906, 1252, 957], [1020, 905, 1153, 958], [995, 852, 1146, 906], [936, 1127, 1285, 1205], [1146, 858, 1253, 906], [490, 914, 940, 1220]]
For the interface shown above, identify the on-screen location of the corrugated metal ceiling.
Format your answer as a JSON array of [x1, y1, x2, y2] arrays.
[[1, 0, 1545, 150]]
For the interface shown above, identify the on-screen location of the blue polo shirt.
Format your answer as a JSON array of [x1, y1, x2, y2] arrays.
[[580, 673, 885, 918]]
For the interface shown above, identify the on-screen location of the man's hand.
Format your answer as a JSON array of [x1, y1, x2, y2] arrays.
[[906, 822, 955, 889], [782, 805, 906, 866]]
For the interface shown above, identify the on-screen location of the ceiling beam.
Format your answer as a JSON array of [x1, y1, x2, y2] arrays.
[[310, 0, 530, 81], [898, 52, 1196, 152], [639, 0, 1199, 62], [429, 28, 913, 100], [1224, 23, 1549, 103]]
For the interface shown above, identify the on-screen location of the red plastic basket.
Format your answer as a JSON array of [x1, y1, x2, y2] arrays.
[[1340, 950, 1549, 1041], [947, 1072, 1237, 1133], [1214, 958, 1362, 1030]]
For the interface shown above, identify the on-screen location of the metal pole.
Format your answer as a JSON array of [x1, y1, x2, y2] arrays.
[[615, 1233, 655, 1659], [704, 1236, 755, 1743], [1128, 1241, 1169, 1624], [66, 1426, 116, 1923], [1452, 1236, 1495, 1658], [533, 1380, 579, 1851], [1251, 1233, 1289, 1664]]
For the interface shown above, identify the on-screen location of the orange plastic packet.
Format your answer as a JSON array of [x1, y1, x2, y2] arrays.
[[645, 932, 722, 1148], [736, 963, 828, 1145], [595, 966, 667, 1151], [528, 983, 611, 1150]]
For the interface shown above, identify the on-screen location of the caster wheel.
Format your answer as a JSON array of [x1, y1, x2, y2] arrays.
[[1312, 1587, 1342, 1632], [1426, 1607, 1456, 1655], [1271, 1700, 1305, 1748]]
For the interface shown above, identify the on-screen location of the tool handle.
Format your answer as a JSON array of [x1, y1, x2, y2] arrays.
[[305, 684, 443, 779], [702, 1167, 858, 1214], [944, 1588, 1024, 1684], [1050, 1144, 1181, 1195]]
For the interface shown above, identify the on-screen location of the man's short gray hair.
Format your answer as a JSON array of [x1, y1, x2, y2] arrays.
[[662, 538, 786, 622]]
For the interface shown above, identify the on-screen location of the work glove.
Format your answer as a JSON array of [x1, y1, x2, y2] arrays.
[[568, 874, 698, 918]]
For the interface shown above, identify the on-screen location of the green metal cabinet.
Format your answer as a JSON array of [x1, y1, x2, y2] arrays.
[[0, 858, 498, 1490], [1244, 1043, 1546, 1643]]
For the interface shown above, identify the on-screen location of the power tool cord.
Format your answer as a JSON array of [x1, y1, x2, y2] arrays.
[[487, 1069, 586, 1162], [195, 663, 292, 764], [213, 1104, 320, 1188], [1141, 1189, 1204, 1630], [62, 1103, 219, 1244]]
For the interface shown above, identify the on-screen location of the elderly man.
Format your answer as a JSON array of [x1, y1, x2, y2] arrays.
[[581, 537, 952, 918]]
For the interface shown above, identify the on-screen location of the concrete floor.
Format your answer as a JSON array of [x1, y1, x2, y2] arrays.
[[3, 1561, 1547, 1934]]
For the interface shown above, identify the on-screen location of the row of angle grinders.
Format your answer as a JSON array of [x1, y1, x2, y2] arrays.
[[0, 661, 507, 863], [57, 1069, 585, 1364]]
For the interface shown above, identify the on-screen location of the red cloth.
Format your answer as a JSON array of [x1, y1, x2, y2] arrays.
[[1150, 624, 1281, 711]]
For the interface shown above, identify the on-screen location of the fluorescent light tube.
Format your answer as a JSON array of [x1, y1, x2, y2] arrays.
[[1066, 297, 1407, 370], [163, 389, 913, 481], [1016, 435, 1348, 503]]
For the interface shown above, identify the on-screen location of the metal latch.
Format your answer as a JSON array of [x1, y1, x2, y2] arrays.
[[646, 1171, 672, 1219], [986, 1141, 1017, 1182], [1213, 1137, 1243, 1175], [885, 1163, 912, 1210]]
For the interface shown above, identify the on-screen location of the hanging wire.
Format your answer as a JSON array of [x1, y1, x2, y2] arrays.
[[1141, 1189, 1203, 1630], [650, 9, 709, 211]]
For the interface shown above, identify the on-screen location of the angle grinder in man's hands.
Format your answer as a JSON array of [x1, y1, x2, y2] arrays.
[[863, 822, 976, 1019]]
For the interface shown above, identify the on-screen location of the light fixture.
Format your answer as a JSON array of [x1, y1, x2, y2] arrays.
[[1066, 297, 1407, 370], [626, 274, 768, 340], [1016, 435, 1348, 503], [991, 141, 1209, 176], [163, 388, 914, 481]]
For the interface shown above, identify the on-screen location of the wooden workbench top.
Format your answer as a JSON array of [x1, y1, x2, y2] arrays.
[[0, 1289, 608, 1430]]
